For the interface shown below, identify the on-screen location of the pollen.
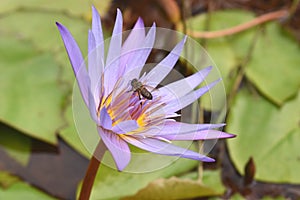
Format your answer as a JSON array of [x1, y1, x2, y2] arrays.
[[137, 113, 146, 127]]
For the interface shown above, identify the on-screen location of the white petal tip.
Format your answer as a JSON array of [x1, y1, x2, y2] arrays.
[[116, 8, 122, 16]]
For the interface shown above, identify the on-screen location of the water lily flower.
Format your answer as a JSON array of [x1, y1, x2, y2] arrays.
[[56, 6, 235, 171]]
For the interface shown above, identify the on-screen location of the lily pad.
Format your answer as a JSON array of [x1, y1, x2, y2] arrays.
[[124, 169, 225, 199], [0, 181, 57, 200], [0, 6, 95, 89], [245, 23, 300, 105], [187, 10, 257, 59], [227, 89, 300, 183], [178, 170, 225, 194], [0, 0, 110, 17], [202, 169, 225, 195], [59, 104, 90, 158], [0, 123, 31, 166], [0, 11, 89, 53], [122, 176, 217, 200], [0, 172, 19, 189], [0, 37, 65, 144], [87, 158, 198, 200], [185, 10, 257, 111]]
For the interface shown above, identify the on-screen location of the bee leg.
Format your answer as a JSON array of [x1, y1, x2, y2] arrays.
[[126, 88, 133, 93]]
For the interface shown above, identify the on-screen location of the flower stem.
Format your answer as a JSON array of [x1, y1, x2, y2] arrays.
[[79, 140, 106, 200]]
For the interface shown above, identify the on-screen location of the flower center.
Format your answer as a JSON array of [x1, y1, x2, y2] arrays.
[[97, 77, 167, 134]]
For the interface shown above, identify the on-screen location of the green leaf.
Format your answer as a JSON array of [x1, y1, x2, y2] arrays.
[[199, 37, 237, 111], [188, 10, 256, 59], [0, 37, 66, 144], [227, 89, 300, 183], [246, 23, 300, 105], [86, 158, 198, 200], [0, 123, 31, 166], [202, 170, 225, 195], [0, 11, 89, 53], [0, 181, 57, 200], [0, 0, 110, 17], [122, 169, 224, 199], [230, 193, 246, 200], [59, 104, 90, 158], [0, 8, 92, 92], [186, 10, 257, 111], [122, 176, 217, 200], [177, 169, 225, 195], [0, 172, 19, 189]]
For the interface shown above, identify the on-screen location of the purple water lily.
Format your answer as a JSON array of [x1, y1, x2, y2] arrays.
[[56, 6, 234, 171]]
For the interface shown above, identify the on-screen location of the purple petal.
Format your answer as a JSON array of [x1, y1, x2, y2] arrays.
[[142, 37, 186, 87], [88, 87, 99, 124], [90, 6, 105, 105], [153, 79, 221, 115], [161, 130, 236, 140], [140, 121, 225, 136], [56, 22, 89, 106], [104, 9, 123, 97], [159, 66, 213, 102], [88, 31, 102, 106], [88, 30, 96, 63], [122, 18, 145, 52], [99, 107, 112, 130], [98, 127, 131, 171], [112, 120, 139, 133], [125, 23, 156, 80], [120, 18, 145, 73], [92, 6, 104, 47], [123, 136, 214, 162]]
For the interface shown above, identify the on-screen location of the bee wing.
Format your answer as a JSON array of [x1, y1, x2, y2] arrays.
[[144, 85, 158, 92]]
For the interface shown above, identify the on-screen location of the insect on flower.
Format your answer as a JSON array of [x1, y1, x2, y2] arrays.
[[56, 6, 235, 171], [130, 78, 153, 100]]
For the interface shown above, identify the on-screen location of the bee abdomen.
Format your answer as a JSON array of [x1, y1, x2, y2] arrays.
[[141, 89, 153, 100]]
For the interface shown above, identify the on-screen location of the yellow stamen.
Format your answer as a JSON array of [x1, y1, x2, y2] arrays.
[[137, 113, 146, 127]]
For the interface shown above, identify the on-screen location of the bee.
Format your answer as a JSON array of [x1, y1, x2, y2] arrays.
[[130, 78, 153, 100]]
